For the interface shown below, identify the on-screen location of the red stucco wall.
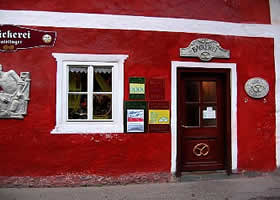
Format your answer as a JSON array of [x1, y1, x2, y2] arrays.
[[0, 0, 271, 24], [0, 27, 276, 177]]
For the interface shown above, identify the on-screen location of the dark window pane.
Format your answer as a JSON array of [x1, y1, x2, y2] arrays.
[[93, 67, 112, 92], [93, 94, 112, 119], [185, 81, 199, 102], [202, 81, 216, 102], [69, 66, 88, 92], [185, 103, 199, 126], [202, 105, 216, 127], [68, 94, 88, 119]]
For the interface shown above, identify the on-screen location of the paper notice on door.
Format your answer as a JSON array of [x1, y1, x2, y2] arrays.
[[203, 107, 216, 119]]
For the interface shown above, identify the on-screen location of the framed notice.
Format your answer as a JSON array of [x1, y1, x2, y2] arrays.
[[124, 101, 147, 133], [148, 79, 165, 100], [149, 110, 170, 124], [127, 109, 144, 132], [148, 101, 170, 133], [129, 77, 145, 100]]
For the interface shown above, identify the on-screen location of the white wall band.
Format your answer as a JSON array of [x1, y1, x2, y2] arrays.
[[0, 9, 280, 37]]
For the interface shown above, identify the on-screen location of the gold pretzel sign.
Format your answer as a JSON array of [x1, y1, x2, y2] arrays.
[[193, 143, 210, 157]]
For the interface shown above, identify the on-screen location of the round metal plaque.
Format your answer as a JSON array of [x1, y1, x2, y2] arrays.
[[244, 77, 269, 99]]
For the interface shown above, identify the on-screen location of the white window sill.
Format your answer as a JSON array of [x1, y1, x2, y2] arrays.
[[51, 123, 124, 134]]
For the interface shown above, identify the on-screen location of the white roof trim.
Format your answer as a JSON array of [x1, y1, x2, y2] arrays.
[[0, 9, 280, 38]]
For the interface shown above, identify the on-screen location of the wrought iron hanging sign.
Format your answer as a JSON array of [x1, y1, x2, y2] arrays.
[[0, 64, 31, 119], [0, 24, 56, 52], [180, 38, 230, 61], [244, 77, 269, 99]]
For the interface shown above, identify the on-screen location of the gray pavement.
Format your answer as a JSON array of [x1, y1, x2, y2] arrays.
[[1, 174, 280, 200]]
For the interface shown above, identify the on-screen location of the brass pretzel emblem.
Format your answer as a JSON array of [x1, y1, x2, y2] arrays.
[[193, 143, 210, 157], [3, 45, 15, 50]]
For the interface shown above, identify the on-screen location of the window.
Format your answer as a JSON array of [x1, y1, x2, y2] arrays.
[[52, 53, 128, 134], [67, 64, 112, 121]]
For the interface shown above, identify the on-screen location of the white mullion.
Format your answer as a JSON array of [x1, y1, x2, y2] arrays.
[[68, 92, 88, 94], [111, 64, 115, 121], [93, 92, 112, 95], [88, 65, 94, 120]]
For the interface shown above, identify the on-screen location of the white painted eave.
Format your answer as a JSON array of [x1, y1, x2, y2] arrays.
[[0, 9, 280, 38]]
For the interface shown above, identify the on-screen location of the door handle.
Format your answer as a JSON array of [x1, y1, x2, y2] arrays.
[[181, 125, 188, 128], [180, 121, 188, 128]]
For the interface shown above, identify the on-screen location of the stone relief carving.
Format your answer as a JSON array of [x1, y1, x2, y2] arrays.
[[244, 77, 269, 99], [180, 38, 230, 61], [0, 64, 31, 119]]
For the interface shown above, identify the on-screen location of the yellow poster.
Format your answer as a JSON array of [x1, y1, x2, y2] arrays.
[[129, 83, 145, 94], [149, 110, 170, 124]]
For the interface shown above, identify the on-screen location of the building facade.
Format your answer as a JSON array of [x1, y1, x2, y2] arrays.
[[0, 0, 280, 186]]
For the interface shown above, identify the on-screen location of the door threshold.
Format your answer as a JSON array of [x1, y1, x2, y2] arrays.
[[180, 170, 231, 182], [182, 170, 227, 175]]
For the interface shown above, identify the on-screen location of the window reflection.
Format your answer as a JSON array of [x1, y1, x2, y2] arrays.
[[93, 94, 112, 119], [185, 103, 199, 126], [69, 66, 88, 92], [68, 94, 88, 119], [94, 67, 112, 92], [185, 81, 199, 102], [202, 81, 216, 102]]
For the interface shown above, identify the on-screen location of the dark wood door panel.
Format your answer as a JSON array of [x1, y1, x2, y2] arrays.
[[182, 162, 225, 171], [182, 139, 221, 163], [181, 128, 219, 138]]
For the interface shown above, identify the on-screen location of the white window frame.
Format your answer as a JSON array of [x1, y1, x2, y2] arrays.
[[51, 53, 128, 134]]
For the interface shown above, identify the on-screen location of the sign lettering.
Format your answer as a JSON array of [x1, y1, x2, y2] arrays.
[[0, 25, 56, 52], [180, 38, 230, 61]]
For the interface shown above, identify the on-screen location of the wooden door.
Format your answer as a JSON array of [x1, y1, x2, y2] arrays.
[[178, 69, 228, 172]]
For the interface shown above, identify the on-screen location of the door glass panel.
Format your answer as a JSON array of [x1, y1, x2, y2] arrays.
[[185, 103, 199, 126], [93, 67, 112, 92], [202, 81, 216, 102], [202, 105, 216, 127], [68, 94, 88, 119], [69, 66, 88, 92], [185, 81, 199, 102], [93, 94, 112, 119]]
